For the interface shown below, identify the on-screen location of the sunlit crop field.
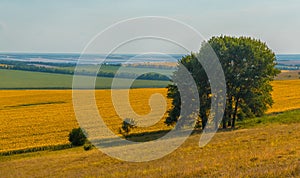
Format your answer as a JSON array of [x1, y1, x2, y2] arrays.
[[0, 80, 300, 153], [0, 90, 77, 153], [0, 89, 172, 153], [268, 80, 300, 113]]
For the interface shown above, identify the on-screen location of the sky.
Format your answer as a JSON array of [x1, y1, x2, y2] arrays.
[[0, 0, 299, 54]]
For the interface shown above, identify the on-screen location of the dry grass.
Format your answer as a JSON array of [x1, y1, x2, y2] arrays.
[[0, 122, 299, 177], [275, 70, 300, 80]]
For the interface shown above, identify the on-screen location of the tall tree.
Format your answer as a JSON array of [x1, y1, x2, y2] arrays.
[[166, 36, 280, 129], [165, 53, 211, 129]]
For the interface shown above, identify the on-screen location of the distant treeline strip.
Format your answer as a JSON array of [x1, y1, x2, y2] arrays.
[[0, 60, 170, 81]]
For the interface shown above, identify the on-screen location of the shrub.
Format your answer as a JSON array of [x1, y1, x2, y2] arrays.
[[68, 127, 87, 146], [120, 118, 136, 135], [83, 142, 93, 151]]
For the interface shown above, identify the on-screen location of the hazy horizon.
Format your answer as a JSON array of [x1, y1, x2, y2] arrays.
[[0, 1, 300, 54]]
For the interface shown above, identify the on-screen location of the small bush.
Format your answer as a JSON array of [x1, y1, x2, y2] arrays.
[[69, 127, 87, 146], [120, 118, 136, 135], [83, 142, 93, 151]]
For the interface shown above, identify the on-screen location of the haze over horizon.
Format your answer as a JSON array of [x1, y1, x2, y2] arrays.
[[0, 0, 299, 54]]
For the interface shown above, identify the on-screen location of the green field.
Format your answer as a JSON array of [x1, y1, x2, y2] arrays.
[[0, 69, 170, 89]]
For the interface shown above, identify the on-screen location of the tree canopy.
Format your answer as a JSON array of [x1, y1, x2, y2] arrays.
[[166, 36, 280, 129]]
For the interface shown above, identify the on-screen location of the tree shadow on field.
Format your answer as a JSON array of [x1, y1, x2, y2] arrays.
[[92, 129, 202, 148], [92, 127, 239, 149]]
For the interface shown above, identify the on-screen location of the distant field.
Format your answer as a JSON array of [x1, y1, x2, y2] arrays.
[[275, 70, 300, 80], [0, 69, 170, 89], [1, 68, 299, 90]]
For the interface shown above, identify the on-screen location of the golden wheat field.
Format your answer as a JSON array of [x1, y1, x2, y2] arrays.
[[0, 80, 300, 153], [0, 89, 172, 153], [268, 80, 300, 113]]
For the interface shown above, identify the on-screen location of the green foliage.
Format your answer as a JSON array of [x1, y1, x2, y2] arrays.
[[83, 141, 93, 151], [165, 84, 182, 125], [209, 36, 280, 128], [167, 36, 280, 129], [68, 128, 87, 146], [238, 109, 300, 128]]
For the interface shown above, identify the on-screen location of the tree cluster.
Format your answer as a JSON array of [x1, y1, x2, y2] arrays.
[[166, 36, 280, 129]]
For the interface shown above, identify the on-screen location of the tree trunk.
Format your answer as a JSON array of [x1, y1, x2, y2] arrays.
[[214, 95, 219, 130], [228, 120, 232, 127], [201, 117, 207, 130], [222, 119, 227, 129], [232, 97, 239, 128], [222, 111, 226, 129], [227, 95, 233, 127]]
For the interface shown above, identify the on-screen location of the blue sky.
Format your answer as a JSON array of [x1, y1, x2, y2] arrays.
[[0, 0, 299, 54]]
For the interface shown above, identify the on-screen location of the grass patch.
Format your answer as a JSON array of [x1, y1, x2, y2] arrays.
[[238, 109, 300, 129], [0, 69, 169, 89]]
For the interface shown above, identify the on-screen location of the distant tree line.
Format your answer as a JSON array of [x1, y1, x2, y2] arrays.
[[124, 63, 177, 70], [0, 60, 170, 81], [276, 64, 300, 70]]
